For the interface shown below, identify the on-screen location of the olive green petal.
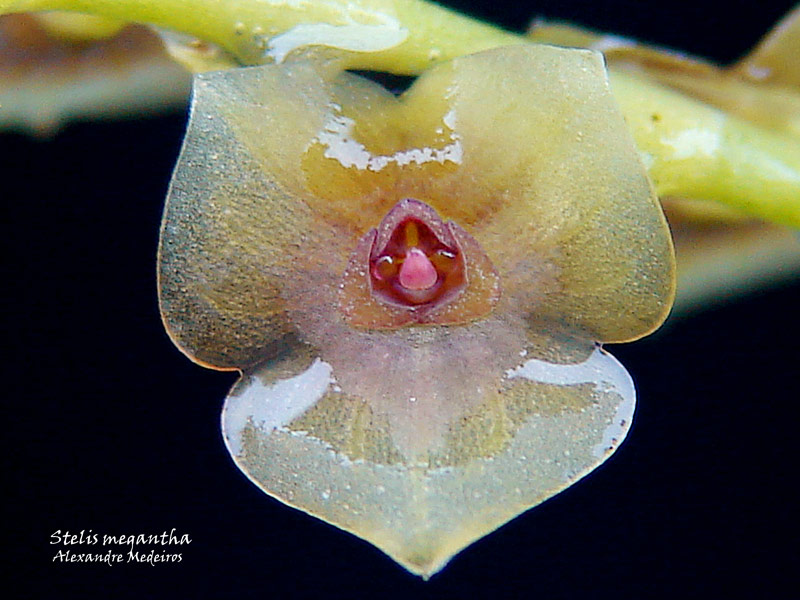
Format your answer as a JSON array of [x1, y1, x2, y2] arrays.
[[223, 327, 635, 577], [409, 46, 675, 342], [158, 62, 353, 369]]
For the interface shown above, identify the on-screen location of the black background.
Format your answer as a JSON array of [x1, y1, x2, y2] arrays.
[[3, 1, 799, 598]]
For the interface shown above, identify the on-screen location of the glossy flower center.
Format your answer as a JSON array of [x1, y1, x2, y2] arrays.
[[398, 248, 437, 290], [369, 217, 465, 307]]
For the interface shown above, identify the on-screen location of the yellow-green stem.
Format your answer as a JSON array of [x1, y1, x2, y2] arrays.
[[610, 70, 800, 228], [0, 0, 524, 70], [2, 0, 798, 226]]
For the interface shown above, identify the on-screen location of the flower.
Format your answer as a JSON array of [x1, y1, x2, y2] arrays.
[[158, 45, 675, 577]]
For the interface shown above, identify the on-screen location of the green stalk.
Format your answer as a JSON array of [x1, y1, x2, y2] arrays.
[[2, 0, 798, 226]]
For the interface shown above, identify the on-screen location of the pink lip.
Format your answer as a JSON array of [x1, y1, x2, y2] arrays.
[[398, 248, 438, 291]]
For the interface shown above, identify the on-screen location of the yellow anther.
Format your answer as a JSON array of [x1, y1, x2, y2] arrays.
[[404, 221, 420, 248]]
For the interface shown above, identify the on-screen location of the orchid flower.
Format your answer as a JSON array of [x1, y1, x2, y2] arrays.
[[158, 45, 675, 576]]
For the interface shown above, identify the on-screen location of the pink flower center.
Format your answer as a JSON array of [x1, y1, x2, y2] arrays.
[[398, 248, 438, 290], [369, 214, 465, 307]]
